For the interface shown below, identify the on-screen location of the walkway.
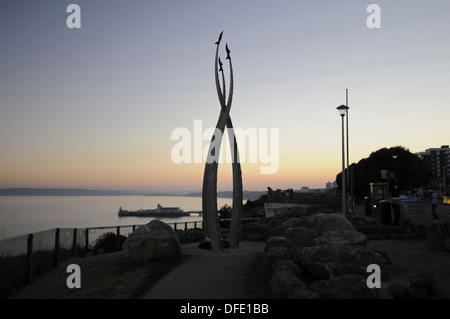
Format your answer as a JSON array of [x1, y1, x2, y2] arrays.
[[142, 241, 266, 299]]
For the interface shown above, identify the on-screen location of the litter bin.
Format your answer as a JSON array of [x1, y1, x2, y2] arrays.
[[391, 197, 427, 225], [391, 202, 400, 225], [364, 197, 371, 215], [380, 200, 392, 224]]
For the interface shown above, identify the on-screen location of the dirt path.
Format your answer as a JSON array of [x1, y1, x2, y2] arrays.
[[142, 241, 269, 299]]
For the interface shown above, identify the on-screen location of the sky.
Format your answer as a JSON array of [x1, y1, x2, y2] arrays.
[[0, 0, 449, 191]]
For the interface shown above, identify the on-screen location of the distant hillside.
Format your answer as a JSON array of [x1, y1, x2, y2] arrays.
[[0, 188, 141, 196], [0, 188, 267, 199]]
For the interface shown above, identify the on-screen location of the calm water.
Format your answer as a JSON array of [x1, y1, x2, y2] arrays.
[[0, 195, 232, 240]]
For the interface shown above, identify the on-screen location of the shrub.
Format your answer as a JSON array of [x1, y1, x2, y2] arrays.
[[218, 204, 232, 219], [93, 232, 127, 253]]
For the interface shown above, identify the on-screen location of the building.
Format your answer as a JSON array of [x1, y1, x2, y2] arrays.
[[417, 145, 450, 191], [326, 181, 337, 191], [299, 186, 311, 193]]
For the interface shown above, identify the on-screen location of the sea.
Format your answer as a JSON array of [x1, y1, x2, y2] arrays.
[[0, 195, 233, 241]]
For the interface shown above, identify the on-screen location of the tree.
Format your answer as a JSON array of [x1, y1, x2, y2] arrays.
[[337, 146, 431, 201], [218, 204, 232, 219]]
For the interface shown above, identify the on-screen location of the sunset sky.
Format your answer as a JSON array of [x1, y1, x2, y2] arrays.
[[0, 0, 449, 191]]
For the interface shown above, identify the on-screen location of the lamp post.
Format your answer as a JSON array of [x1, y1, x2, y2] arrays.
[[345, 89, 350, 212], [393, 155, 398, 197], [337, 104, 349, 216]]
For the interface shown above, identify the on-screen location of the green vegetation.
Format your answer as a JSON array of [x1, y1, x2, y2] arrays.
[[218, 204, 232, 219], [93, 232, 127, 253], [337, 146, 431, 201]]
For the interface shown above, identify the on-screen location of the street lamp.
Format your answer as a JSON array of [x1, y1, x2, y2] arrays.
[[337, 104, 349, 216], [345, 89, 351, 213], [393, 155, 398, 197]]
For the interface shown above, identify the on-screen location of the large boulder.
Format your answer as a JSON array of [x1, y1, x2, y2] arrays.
[[306, 213, 354, 234], [122, 220, 181, 262], [271, 260, 302, 279], [293, 244, 389, 279], [281, 217, 306, 228], [312, 230, 367, 246], [270, 270, 308, 299], [265, 236, 294, 252], [265, 247, 291, 269], [284, 227, 316, 247]]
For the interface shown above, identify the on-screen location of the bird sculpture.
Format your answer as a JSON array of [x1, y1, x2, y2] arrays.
[[215, 31, 223, 45], [226, 44, 231, 60]]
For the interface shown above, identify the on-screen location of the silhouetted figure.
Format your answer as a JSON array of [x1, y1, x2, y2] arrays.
[[226, 44, 231, 60], [267, 187, 274, 202], [431, 195, 439, 219], [215, 31, 223, 45]]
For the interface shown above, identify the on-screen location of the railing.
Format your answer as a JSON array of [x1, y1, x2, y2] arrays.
[[0, 217, 264, 298], [0, 220, 203, 297]]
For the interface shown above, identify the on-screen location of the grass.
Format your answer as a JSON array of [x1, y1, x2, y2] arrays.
[[8, 251, 188, 299]]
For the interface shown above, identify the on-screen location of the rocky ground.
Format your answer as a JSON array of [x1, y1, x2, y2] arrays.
[[367, 239, 450, 298], [8, 205, 450, 299], [243, 204, 450, 299]]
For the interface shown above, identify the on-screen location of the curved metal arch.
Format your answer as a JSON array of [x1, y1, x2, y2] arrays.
[[202, 32, 243, 250]]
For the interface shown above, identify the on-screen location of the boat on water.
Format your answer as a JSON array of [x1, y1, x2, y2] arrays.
[[118, 204, 190, 217]]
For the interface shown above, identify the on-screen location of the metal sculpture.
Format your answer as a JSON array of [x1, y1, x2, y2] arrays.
[[202, 32, 243, 250]]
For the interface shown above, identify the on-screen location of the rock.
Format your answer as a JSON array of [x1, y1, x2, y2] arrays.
[[284, 205, 310, 217], [265, 247, 291, 269], [270, 270, 307, 299], [241, 223, 268, 241], [265, 236, 294, 252], [282, 217, 306, 228], [198, 237, 211, 249], [271, 260, 302, 279], [309, 274, 380, 299], [307, 213, 354, 234], [312, 230, 367, 246], [122, 220, 181, 262], [266, 225, 289, 237], [284, 227, 316, 247], [293, 244, 389, 279]]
